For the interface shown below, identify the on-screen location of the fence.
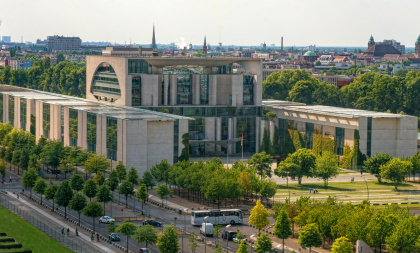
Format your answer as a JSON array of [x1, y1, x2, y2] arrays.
[[0, 194, 93, 253]]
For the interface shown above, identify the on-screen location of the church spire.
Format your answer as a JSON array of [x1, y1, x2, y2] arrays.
[[203, 36, 207, 56], [152, 24, 157, 51]]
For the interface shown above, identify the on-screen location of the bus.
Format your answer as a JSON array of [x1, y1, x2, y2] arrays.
[[191, 209, 243, 226]]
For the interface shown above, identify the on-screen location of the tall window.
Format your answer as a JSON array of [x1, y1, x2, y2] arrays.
[[69, 109, 78, 147], [0, 94, 3, 123], [177, 73, 192, 104], [61, 107, 64, 143], [367, 117, 372, 157], [92, 63, 120, 102], [243, 75, 254, 105], [189, 118, 205, 156], [106, 117, 117, 161], [128, 59, 150, 74], [20, 99, 27, 130], [335, 127, 345, 156], [132, 76, 142, 106], [9, 96, 14, 127], [305, 123, 314, 150], [43, 103, 50, 138], [173, 119, 179, 163], [200, 74, 209, 105], [87, 113, 97, 152]]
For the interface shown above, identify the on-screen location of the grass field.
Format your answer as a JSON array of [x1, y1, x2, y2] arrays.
[[0, 205, 74, 253], [275, 181, 420, 204]]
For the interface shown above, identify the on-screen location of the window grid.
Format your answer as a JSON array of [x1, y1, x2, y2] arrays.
[[106, 117, 118, 161], [43, 103, 50, 138], [87, 112, 97, 152], [69, 109, 78, 147]]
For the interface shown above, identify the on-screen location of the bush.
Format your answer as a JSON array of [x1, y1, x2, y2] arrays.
[[0, 242, 23, 249], [0, 238, 15, 243], [0, 233, 7, 237], [0, 248, 32, 253]]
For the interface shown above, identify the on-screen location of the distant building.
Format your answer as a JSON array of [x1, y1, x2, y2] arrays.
[[102, 46, 154, 57], [383, 39, 405, 55], [47, 36, 81, 52], [416, 35, 420, 58], [312, 72, 353, 88], [1, 36, 11, 43], [8, 59, 32, 70], [203, 36, 207, 55], [302, 50, 318, 62], [262, 42, 266, 51], [362, 35, 401, 58]]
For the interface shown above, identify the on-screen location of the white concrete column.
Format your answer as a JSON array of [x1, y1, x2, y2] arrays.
[[269, 120, 275, 142], [254, 74, 262, 106], [79, 111, 87, 149], [216, 117, 222, 152], [228, 118, 233, 155], [95, 114, 102, 154], [205, 117, 216, 153], [192, 74, 200, 105], [35, 101, 43, 140], [3, 94, 9, 124], [164, 75, 169, 105], [170, 75, 177, 105], [255, 117, 261, 153], [117, 119, 124, 165], [63, 107, 69, 146], [209, 75, 217, 105]]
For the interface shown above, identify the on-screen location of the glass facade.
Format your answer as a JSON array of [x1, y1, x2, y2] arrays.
[[217, 63, 233, 74], [61, 107, 64, 143], [69, 109, 78, 147], [20, 99, 26, 130], [8, 96, 14, 126], [106, 117, 118, 161], [278, 119, 286, 146], [305, 122, 314, 150], [177, 72, 192, 104], [189, 118, 205, 156], [243, 75, 254, 105], [367, 117, 372, 157], [335, 127, 345, 156], [132, 76, 142, 106], [145, 106, 261, 118], [87, 113, 97, 152], [128, 59, 151, 74], [43, 103, 50, 138], [92, 63, 120, 102], [236, 117, 257, 153], [173, 119, 179, 163], [0, 94, 3, 123], [200, 74, 209, 105]]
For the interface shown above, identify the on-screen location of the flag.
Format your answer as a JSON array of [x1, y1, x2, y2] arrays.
[[241, 132, 243, 146]]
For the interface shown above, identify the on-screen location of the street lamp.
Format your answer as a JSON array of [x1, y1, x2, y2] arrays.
[[225, 224, 231, 252], [148, 195, 152, 217], [361, 176, 369, 201], [204, 216, 209, 253]]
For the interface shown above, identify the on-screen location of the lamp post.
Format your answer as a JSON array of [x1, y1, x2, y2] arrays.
[[361, 176, 369, 201], [204, 216, 209, 253], [148, 194, 152, 217], [225, 224, 231, 252]]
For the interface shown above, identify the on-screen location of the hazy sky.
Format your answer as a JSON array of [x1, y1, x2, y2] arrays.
[[1, 0, 419, 47]]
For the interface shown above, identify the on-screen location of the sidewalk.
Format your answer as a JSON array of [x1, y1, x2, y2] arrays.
[[2, 191, 117, 253]]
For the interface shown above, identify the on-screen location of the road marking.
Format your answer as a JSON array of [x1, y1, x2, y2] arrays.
[[7, 192, 115, 253]]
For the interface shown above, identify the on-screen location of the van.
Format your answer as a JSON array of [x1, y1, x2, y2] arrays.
[[200, 223, 214, 237]]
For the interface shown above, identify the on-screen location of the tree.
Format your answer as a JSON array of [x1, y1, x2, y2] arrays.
[[28, 154, 40, 171], [386, 216, 420, 253], [83, 179, 98, 201], [137, 183, 148, 211], [273, 209, 292, 253], [365, 212, 397, 252], [249, 199, 270, 235], [134, 224, 158, 248], [127, 166, 139, 185], [288, 79, 318, 104], [248, 152, 273, 181], [69, 193, 87, 225], [0, 161, 5, 183], [56, 52, 66, 63], [188, 232, 199, 253], [276, 148, 316, 184], [156, 184, 171, 206], [45, 182, 59, 211], [315, 151, 339, 187], [236, 241, 248, 253], [83, 153, 110, 175], [107, 221, 117, 234], [157, 223, 179, 253], [150, 159, 171, 184], [97, 185, 113, 215], [142, 170, 155, 189], [380, 158, 412, 189], [33, 178, 47, 205], [363, 153, 392, 183], [178, 133, 189, 162], [119, 181, 134, 208], [70, 174, 85, 192], [83, 200, 104, 234], [116, 222, 137, 252], [21, 168, 38, 198], [260, 128, 271, 154], [107, 170, 119, 191], [259, 180, 277, 202], [54, 180, 73, 219], [41, 140, 64, 173], [254, 233, 272, 253], [115, 161, 126, 183], [298, 223, 323, 252], [331, 237, 352, 253]]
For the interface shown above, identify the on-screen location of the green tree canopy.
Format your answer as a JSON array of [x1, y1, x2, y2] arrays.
[[119, 181, 134, 208], [134, 224, 158, 248], [157, 223, 179, 253], [70, 174, 85, 192], [83, 153, 110, 175], [69, 193, 87, 225], [137, 183, 148, 211], [33, 178, 47, 204], [273, 209, 292, 252], [115, 161, 126, 183], [21, 168, 38, 198], [126, 166, 139, 185], [107, 170, 119, 191], [380, 158, 412, 189], [96, 185, 113, 215], [298, 223, 323, 252], [116, 222, 137, 252], [276, 148, 316, 184], [45, 182, 59, 210], [315, 151, 339, 187], [156, 184, 171, 206], [249, 199, 270, 235], [248, 152, 273, 181], [83, 179, 98, 201], [54, 180, 73, 219], [83, 200, 103, 234], [331, 236, 352, 253], [363, 153, 393, 183], [254, 233, 272, 253]]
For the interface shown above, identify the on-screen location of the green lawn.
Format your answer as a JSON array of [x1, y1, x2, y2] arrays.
[[0, 205, 73, 253], [275, 181, 419, 204]]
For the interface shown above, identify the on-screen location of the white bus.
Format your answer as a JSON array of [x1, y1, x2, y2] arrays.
[[191, 209, 243, 226]]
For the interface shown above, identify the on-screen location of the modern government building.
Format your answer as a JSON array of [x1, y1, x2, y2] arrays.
[[0, 46, 418, 175]]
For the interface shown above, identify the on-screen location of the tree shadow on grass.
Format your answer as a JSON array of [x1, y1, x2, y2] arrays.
[[277, 183, 356, 192], [379, 182, 413, 189]]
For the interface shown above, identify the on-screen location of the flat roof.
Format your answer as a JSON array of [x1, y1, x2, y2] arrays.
[[0, 85, 192, 121], [263, 100, 413, 119]]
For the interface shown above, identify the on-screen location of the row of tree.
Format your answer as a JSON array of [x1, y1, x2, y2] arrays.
[[263, 69, 420, 121]]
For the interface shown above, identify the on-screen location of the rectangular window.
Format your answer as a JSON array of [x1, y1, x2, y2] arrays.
[[367, 117, 372, 157], [61, 107, 64, 143], [69, 109, 78, 147], [335, 127, 345, 156], [189, 118, 205, 156], [20, 99, 26, 130], [106, 117, 118, 161], [87, 112, 97, 152], [177, 73, 192, 104], [200, 74, 209, 105], [243, 75, 254, 105], [236, 117, 257, 153], [9, 96, 14, 127], [132, 75, 142, 106], [173, 119, 179, 163], [305, 123, 314, 150], [43, 103, 50, 138], [278, 119, 286, 145], [128, 59, 151, 74], [0, 94, 3, 123]]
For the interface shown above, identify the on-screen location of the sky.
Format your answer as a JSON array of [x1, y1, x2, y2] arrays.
[[0, 0, 419, 47]]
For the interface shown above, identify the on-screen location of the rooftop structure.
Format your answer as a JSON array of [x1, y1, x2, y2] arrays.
[[46, 35, 81, 52]]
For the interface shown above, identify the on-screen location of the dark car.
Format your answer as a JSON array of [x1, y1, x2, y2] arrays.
[[222, 230, 237, 241], [143, 219, 162, 227], [109, 233, 120, 241], [47, 169, 61, 174]]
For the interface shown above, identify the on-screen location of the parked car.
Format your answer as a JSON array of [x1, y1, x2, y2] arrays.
[[99, 216, 115, 223], [143, 219, 162, 227], [139, 248, 151, 253], [200, 223, 214, 237], [233, 237, 247, 244], [109, 233, 120, 241], [47, 169, 61, 174], [222, 230, 237, 241]]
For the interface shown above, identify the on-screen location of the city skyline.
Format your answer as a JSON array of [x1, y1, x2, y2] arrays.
[[0, 0, 420, 47]]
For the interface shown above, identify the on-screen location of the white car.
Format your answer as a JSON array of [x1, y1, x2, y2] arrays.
[[99, 216, 115, 223]]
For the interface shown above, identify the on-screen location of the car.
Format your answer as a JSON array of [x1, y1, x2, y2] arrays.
[[222, 230, 237, 241], [143, 219, 162, 227], [109, 233, 120, 241], [47, 169, 61, 174], [139, 248, 151, 253], [233, 237, 247, 244], [99, 216, 115, 223]]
